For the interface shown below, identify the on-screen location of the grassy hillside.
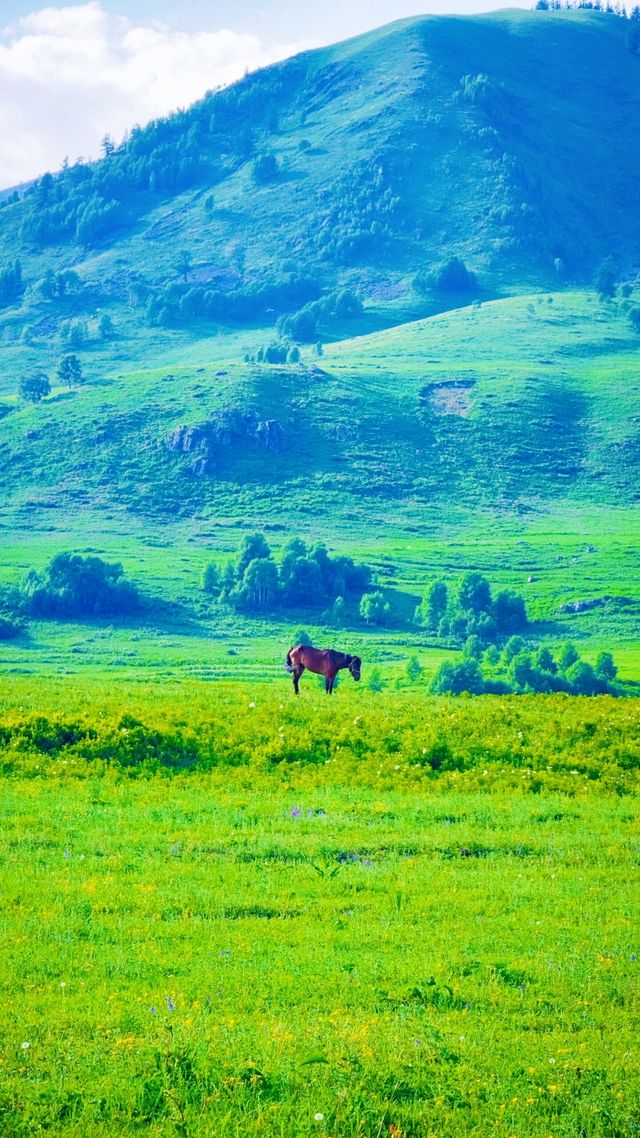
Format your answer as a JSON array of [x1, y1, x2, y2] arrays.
[[0, 8, 639, 395], [1, 289, 639, 681], [1, 10, 639, 682]]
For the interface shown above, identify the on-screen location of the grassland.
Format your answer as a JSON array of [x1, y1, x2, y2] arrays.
[[1, 290, 639, 683], [1, 11, 639, 1133], [1, 678, 639, 1137]]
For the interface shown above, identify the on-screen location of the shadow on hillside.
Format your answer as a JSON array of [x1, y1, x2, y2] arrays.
[[48, 391, 76, 404]]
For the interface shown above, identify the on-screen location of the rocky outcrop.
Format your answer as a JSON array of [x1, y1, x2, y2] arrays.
[[163, 410, 288, 476], [558, 595, 633, 614], [256, 419, 287, 452]]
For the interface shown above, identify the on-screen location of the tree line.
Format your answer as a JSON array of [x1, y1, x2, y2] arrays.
[[431, 636, 620, 696]]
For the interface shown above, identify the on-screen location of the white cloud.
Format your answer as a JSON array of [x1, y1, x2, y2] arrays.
[[0, 3, 310, 185]]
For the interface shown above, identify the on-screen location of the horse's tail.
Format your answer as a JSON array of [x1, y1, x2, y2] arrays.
[[285, 650, 294, 672]]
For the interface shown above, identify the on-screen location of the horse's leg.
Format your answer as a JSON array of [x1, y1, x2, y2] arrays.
[[293, 665, 304, 694], [327, 670, 335, 694], [324, 674, 331, 693]]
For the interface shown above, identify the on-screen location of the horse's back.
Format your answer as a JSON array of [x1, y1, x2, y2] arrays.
[[289, 644, 329, 673]]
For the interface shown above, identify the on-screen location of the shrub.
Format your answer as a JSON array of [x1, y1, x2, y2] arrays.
[[0, 614, 23, 639], [252, 153, 279, 185], [430, 659, 485, 695], [431, 257, 476, 293], [291, 627, 313, 647]]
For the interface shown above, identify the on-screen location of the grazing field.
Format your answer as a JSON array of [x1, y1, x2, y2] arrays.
[[1, 680, 639, 1136]]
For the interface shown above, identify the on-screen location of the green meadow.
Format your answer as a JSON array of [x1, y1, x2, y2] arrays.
[[1, 679, 639, 1137]]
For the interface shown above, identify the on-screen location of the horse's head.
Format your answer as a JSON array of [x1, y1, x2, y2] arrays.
[[348, 655, 362, 682]]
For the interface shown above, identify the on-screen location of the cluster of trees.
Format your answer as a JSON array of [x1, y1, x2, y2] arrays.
[[245, 342, 301, 364], [414, 257, 477, 295], [246, 341, 324, 364], [144, 273, 322, 329], [431, 637, 619, 696], [21, 553, 139, 618], [594, 258, 640, 331], [32, 268, 82, 301], [536, 0, 638, 13], [416, 572, 527, 644], [276, 288, 362, 342], [58, 316, 113, 347], [0, 260, 23, 307], [202, 533, 372, 614], [310, 157, 405, 265], [19, 61, 292, 249], [18, 355, 84, 404]]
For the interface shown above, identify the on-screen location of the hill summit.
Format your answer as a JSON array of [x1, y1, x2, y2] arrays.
[[0, 7, 639, 381]]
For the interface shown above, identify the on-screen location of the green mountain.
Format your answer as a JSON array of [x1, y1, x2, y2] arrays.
[[1, 7, 640, 383], [1, 8, 640, 680]]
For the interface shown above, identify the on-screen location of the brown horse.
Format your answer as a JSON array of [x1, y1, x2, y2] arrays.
[[286, 644, 362, 695]]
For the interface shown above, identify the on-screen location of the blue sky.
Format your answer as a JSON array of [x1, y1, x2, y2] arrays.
[[0, 1, 530, 185]]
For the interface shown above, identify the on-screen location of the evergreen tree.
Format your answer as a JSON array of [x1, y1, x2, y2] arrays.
[[177, 250, 192, 282], [406, 656, 424, 683], [595, 256, 617, 299]]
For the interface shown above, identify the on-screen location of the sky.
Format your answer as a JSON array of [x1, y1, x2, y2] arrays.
[[0, 0, 530, 186]]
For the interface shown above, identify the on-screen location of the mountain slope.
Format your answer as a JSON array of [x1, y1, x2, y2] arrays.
[[0, 9, 639, 399], [1, 289, 638, 526]]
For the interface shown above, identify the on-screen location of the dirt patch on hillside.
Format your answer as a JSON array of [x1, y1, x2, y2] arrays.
[[430, 385, 473, 417]]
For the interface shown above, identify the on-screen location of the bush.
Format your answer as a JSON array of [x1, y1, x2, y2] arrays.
[[291, 627, 313, 647], [252, 153, 279, 185], [0, 614, 23, 639], [431, 257, 476, 293], [430, 659, 485, 695]]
